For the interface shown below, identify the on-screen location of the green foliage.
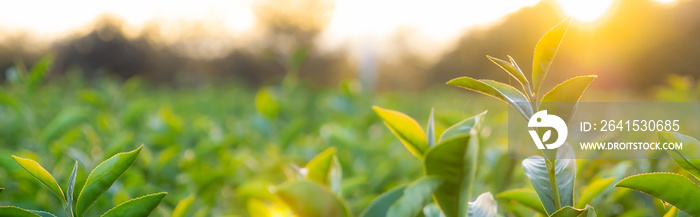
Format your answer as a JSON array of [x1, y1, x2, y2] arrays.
[[446, 78, 533, 118], [373, 106, 429, 158], [386, 176, 443, 217], [497, 189, 546, 215], [657, 131, 700, 180], [76, 145, 143, 217], [521, 144, 576, 215], [359, 186, 406, 217], [549, 205, 596, 217], [99, 192, 167, 217], [3, 146, 164, 217], [615, 173, 700, 216], [532, 17, 572, 96], [576, 178, 613, 209], [275, 180, 352, 217]]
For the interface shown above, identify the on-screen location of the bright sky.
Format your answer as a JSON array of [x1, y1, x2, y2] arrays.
[[0, 0, 675, 56]]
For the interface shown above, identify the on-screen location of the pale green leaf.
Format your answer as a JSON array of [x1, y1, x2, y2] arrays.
[[100, 192, 167, 217], [532, 17, 572, 95], [276, 180, 351, 217], [576, 178, 613, 209], [539, 75, 596, 123], [550, 205, 596, 217], [615, 173, 700, 216], [496, 189, 546, 215], [447, 77, 533, 118], [67, 161, 78, 217], [427, 108, 435, 147], [172, 194, 195, 217], [468, 192, 497, 217], [487, 55, 528, 91], [657, 132, 700, 180], [11, 156, 65, 203], [373, 106, 428, 158]]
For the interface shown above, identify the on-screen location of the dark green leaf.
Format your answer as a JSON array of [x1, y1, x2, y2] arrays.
[[100, 192, 167, 217], [276, 180, 351, 217], [373, 106, 428, 158], [387, 176, 443, 217], [76, 145, 143, 217], [0, 207, 40, 217], [615, 173, 700, 216], [521, 144, 576, 215], [532, 17, 572, 95]]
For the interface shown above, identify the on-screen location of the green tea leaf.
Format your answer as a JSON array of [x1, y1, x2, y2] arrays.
[[172, 194, 195, 217], [550, 205, 596, 217], [0, 207, 40, 217], [468, 192, 497, 217], [67, 161, 79, 217], [100, 192, 167, 217], [487, 55, 528, 91], [387, 176, 443, 217], [276, 180, 351, 217], [76, 145, 143, 217], [657, 132, 700, 180], [532, 17, 572, 96], [539, 75, 596, 123], [305, 147, 339, 188], [27, 210, 56, 217], [11, 156, 65, 203], [521, 144, 576, 215], [424, 119, 481, 217], [615, 173, 700, 216], [438, 111, 486, 144], [360, 186, 407, 217], [576, 178, 613, 209], [373, 106, 428, 158], [496, 189, 546, 215], [427, 108, 435, 147], [447, 77, 533, 118], [0, 188, 3, 193]]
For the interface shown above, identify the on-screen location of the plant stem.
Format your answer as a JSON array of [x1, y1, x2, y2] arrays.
[[545, 158, 562, 210]]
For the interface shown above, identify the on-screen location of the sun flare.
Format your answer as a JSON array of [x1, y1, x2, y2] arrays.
[[556, 0, 615, 22]]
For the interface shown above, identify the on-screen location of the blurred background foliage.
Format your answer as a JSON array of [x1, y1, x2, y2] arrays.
[[1, 0, 700, 216]]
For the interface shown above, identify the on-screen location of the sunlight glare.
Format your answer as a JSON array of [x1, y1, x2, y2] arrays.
[[556, 0, 614, 22]]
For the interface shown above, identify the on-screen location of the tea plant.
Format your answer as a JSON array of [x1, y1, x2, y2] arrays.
[[446, 17, 605, 216], [262, 108, 498, 217], [614, 132, 700, 216], [0, 145, 166, 217]]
